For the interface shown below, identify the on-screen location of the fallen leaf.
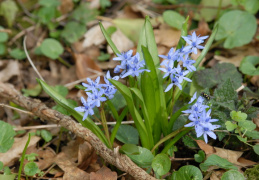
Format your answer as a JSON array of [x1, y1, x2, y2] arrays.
[[214, 147, 243, 166], [74, 53, 103, 80], [83, 22, 112, 48], [36, 147, 56, 170], [154, 24, 181, 48], [251, 75, 259, 87], [0, 60, 20, 82], [90, 166, 117, 180], [192, 20, 211, 37], [55, 152, 90, 180], [78, 141, 95, 170], [0, 133, 40, 166], [59, 0, 74, 14], [195, 140, 215, 154], [237, 157, 257, 167], [210, 170, 225, 180]]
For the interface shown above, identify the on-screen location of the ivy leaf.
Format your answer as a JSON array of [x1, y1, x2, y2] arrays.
[[40, 130, 52, 142], [239, 56, 259, 76], [238, 120, 256, 131], [61, 22, 86, 44], [237, 136, 247, 143], [115, 125, 139, 145], [253, 144, 259, 155], [194, 150, 205, 163], [215, 10, 257, 49], [127, 147, 154, 168], [10, 48, 26, 60], [171, 165, 203, 180], [163, 10, 185, 30], [221, 170, 245, 180], [40, 38, 64, 59], [119, 144, 140, 155], [152, 154, 171, 176], [0, 26, 8, 42], [0, 121, 15, 153], [24, 162, 39, 176]]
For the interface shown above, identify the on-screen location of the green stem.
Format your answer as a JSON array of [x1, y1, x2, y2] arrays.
[[57, 57, 72, 68], [216, 0, 223, 20], [100, 103, 112, 148], [151, 127, 190, 153], [161, 128, 192, 153], [18, 133, 31, 180]]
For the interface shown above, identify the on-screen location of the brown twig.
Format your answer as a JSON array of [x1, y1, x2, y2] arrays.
[[0, 82, 157, 180]]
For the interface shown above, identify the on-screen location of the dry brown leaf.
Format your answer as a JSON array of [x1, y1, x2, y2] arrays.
[[74, 54, 102, 80], [0, 133, 40, 166], [214, 45, 259, 67], [107, 29, 134, 54], [195, 140, 215, 154], [59, 0, 74, 14], [192, 20, 211, 37], [251, 75, 259, 87], [83, 22, 112, 48], [154, 24, 181, 48], [55, 152, 90, 180], [237, 157, 257, 167], [36, 147, 56, 170], [253, 114, 259, 128], [0, 60, 20, 82], [213, 147, 243, 166], [78, 141, 95, 170], [209, 170, 225, 180], [90, 166, 117, 180]]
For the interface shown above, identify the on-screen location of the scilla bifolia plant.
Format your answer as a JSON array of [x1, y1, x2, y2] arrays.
[[38, 16, 218, 177]]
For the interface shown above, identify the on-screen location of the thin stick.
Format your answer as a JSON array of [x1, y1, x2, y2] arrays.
[[0, 103, 34, 115], [236, 85, 245, 92], [170, 157, 195, 161], [23, 36, 45, 81]]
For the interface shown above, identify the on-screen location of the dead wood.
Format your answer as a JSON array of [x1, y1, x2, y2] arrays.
[[0, 82, 157, 180]]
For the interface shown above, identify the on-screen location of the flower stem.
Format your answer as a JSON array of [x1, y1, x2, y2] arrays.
[[100, 103, 112, 147], [18, 133, 31, 180], [57, 57, 72, 68]]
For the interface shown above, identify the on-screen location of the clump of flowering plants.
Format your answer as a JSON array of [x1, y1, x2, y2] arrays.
[[37, 16, 219, 177]]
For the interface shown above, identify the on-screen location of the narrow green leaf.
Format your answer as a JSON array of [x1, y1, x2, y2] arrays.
[[99, 22, 120, 55], [176, 16, 189, 49], [37, 79, 110, 147], [109, 79, 151, 149]]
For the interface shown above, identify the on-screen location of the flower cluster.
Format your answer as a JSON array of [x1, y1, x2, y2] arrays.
[[113, 50, 150, 78], [182, 92, 220, 143], [74, 71, 119, 120], [159, 32, 208, 92]]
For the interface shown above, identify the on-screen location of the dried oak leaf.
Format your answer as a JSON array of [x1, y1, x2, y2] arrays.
[[90, 166, 117, 180]]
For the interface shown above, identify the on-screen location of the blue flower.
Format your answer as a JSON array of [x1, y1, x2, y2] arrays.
[[74, 97, 94, 120], [196, 123, 220, 143], [172, 65, 192, 84], [113, 50, 133, 74], [182, 56, 196, 72], [103, 71, 119, 99], [121, 53, 150, 78], [87, 89, 107, 107], [159, 48, 178, 63], [82, 77, 102, 92], [182, 32, 208, 54]]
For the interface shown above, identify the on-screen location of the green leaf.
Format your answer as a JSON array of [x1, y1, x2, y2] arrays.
[[127, 147, 154, 168], [238, 120, 256, 131], [194, 150, 205, 163], [239, 56, 259, 76], [171, 165, 203, 180], [40, 130, 52, 142], [253, 144, 259, 155], [53, 85, 68, 97], [24, 162, 39, 176], [108, 91, 126, 111], [9, 48, 26, 60], [163, 10, 185, 30], [176, 16, 189, 49], [109, 79, 150, 149], [106, 26, 117, 36], [115, 125, 139, 145], [61, 22, 86, 44], [225, 121, 237, 131], [152, 154, 171, 176], [214, 79, 238, 102], [37, 79, 110, 148], [97, 52, 111, 61], [119, 144, 140, 155], [237, 136, 247, 143], [215, 10, 257, 49], [22, 84, 42, 97], [0, 161, 3, 170], [37, 7, 56, 24], [243, 0, 259, 14], [193, 63, 242, 90], [40, 38, 64, 59], [39, 0, 60, 7], [0, 43, 6, 55], [200, 154, 238, 172], [0, 26, 8, 42], [70, 2, 98, 24], [245, 130, 259, 139], [0, 174, 16, 180], [99, 22, 120, 55], [4, 166, 11, 175], [25, 153, 38, 162], [100, 0, 111, 9], [0, 0, 18, 27], [0, 121, 15, 153], [230, 111, 247, 122], [221, 170, 245, 180]]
